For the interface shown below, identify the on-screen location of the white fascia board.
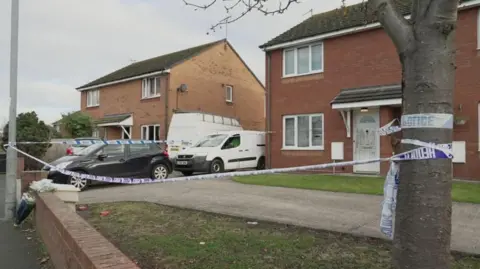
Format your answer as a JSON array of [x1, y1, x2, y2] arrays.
[[262, 0, 480, 51], [77, 69, 170, 91], [331, 98, 402, 110]]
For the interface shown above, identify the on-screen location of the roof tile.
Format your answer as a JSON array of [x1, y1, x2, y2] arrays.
[[330, 84, 402, 104], [78, 39, 225, 89], [260, 0, 474, 48]]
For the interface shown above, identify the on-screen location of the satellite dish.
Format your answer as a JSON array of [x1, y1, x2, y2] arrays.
[[178, 84, 188, 92]]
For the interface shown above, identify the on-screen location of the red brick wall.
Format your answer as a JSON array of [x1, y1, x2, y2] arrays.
[[35, 193, 139, 269], [81, 41, 266, 141], [268, 8, 480, 179], [169, 41, 265, 131], [81, 76, 169, 140]]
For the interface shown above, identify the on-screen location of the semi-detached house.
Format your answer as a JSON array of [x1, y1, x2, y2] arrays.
[[77, 39, 265, 141], [260, 0, 480, 179]]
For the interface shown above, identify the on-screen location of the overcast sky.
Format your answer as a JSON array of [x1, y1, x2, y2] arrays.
[[0, 0, 360, 125]]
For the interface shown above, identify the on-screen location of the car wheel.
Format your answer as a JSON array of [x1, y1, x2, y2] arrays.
[[181, 171, 194, 176], [69, 174, 89, 191], [209, 159, 224, 174], [152, 164, 169, 180], [256, 156, 266, 170]]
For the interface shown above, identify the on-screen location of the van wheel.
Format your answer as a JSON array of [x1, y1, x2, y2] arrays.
[[209, 159, 224, 174], [181, 171, 194, 176], [256, 157, 266, 170]]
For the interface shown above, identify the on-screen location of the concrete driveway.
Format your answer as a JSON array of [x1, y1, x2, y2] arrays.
[[80, 177, 480, 255]]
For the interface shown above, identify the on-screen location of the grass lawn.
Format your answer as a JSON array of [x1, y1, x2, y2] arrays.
[[233, 174, 480, 204], [84, 202, 480, 269]]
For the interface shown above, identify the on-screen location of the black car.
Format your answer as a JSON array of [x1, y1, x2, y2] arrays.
[[43, 142, 172, 191]]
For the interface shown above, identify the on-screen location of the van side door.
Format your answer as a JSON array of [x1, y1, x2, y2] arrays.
[[219, 134, 242, 170], [236, 133, 258, 169]]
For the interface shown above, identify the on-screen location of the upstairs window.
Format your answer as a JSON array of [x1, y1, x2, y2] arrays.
[[86, 89, 100, 107], [142, 77, 161, 99], [283, 42, 324, 77], [225, 85, 233, 102]]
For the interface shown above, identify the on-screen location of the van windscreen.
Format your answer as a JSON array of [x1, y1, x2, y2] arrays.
[[193, 134, 228, 148]]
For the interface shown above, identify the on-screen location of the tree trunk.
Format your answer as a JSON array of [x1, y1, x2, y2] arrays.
[[393, 24, 455, 269], [369, 0, 458, 268]]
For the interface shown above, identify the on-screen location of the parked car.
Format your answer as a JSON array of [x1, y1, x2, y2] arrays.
[[174, 130, 265, 176], [43, 142, 172, 191], [66, 137, 102, 156]]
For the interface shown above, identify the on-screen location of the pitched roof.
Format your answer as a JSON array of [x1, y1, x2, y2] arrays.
[[77, 39, 225, 89], [330, 84, 401, 105], [260, 0, 476, 48]]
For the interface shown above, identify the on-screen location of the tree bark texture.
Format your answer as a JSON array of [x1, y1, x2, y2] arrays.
[[370, 0, 458, 268]]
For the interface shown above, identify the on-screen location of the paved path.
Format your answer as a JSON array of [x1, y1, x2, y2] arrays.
[[81, 179, 480, 255], [0, 221, 43, 269], [1, 174, 42, 269]]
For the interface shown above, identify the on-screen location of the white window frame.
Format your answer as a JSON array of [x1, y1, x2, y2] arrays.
[[282, 113, 325, 150], [478, 102, 480, 151], [142, 77, 161, 99], [225, 85, 233, 103], [141, 124, 160, 141], [282, 42, 324, 78], [86, 89, 100, 107]]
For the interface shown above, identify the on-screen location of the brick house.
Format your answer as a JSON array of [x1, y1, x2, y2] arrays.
[[260, 0, 480, 179], [77, 39, 265, 141]]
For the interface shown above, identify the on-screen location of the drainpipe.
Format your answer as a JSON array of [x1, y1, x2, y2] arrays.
[[266, 52, 272, 169], [164, 75, 169, 141]]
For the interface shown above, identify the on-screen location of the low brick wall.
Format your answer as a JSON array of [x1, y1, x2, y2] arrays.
[[35, 193, 139, 269]]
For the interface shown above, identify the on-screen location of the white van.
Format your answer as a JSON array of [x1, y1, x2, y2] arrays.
[[167, 112, 243, 158], [173, 130, 266, 176]]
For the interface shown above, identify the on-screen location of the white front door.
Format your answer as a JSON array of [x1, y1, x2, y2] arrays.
[[353, 109, 380, 173]]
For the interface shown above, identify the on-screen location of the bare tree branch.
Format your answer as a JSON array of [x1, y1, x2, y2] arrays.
[[184, 0, 301, 34], [369, 0, 413, 53]]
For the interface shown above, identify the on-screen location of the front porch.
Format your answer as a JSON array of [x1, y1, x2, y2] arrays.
[[330, 84, 402, 175], [93, 113, 133, 140]]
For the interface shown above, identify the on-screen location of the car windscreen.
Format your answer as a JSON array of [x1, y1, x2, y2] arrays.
[[75, 144, 104, 156], [193, 134, 228, 148]]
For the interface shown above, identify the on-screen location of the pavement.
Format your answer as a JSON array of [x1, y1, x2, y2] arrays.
[[80, 177, 480, 255], [0, 173, 43, 269], [0, 221, 43, 269]]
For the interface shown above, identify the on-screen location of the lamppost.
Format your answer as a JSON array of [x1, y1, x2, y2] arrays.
[[4, 0, 19, 220]]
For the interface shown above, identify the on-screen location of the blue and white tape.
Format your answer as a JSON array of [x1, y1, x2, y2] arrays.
[[380, 161, 399, 239], [378, 119, 401, 136], [11, 139, 186, 146], [6, 139, 453, 242], [7, 141, 453, 185]]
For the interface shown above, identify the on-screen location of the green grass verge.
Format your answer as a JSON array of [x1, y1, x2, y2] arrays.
[[233, 174, 480, 204], [84, 202, 480, 269]]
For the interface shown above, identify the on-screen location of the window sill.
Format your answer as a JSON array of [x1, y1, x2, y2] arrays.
[[281, 147, 324, 151], [86, 105, 99, 108], [282, 71, 324, 79], [141, 95, 161, 100]]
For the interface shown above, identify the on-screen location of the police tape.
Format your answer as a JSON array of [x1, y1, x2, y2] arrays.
[[5, 141, 453, 185], [11, 139, 186, 145]]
